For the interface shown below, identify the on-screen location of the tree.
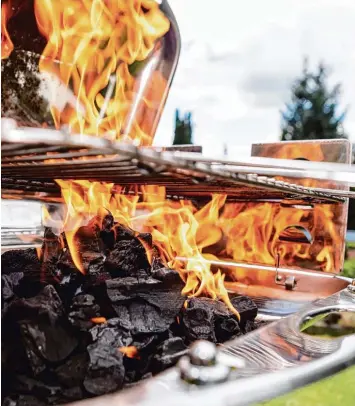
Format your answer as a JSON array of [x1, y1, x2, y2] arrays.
[[173, 109, 193, 145], [281, 60, 347, 141]]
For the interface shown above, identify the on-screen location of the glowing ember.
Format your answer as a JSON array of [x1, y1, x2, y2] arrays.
[[119, 346, 140, 359], [91, 317, 107, 324]]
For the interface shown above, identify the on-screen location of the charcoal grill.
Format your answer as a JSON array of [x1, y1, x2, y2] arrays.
[[2, 0, 355, 403], [2, 121, 355, 405]]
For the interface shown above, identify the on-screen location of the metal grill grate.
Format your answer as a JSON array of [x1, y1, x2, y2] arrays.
[[2, 122, 354, 203]]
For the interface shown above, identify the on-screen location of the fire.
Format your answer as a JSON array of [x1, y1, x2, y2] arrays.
[[1, 3, 14, 59], [119, 346, 140, 359], [33, 0, 170, 144], [47, 177, 339, 320], [2, 0, 170, 145], [52, 180, 240, 319]]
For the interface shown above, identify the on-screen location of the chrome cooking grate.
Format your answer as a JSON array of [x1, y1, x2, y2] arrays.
[[2, 121, 355, 203]]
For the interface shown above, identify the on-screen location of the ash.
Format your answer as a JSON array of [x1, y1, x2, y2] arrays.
[[1, 211, 259, 405]]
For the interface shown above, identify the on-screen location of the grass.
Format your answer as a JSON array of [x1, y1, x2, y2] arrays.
[[343, 257, 355, 278], [260, 366, 355, 406], [260, 242, 355, 405]]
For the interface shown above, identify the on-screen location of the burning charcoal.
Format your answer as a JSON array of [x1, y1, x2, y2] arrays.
[[106, 268, 185, 334], [181, 297, 241, 344], [68, 294, 101, 331], [105, 238, 151, 277], [55, 353, 89, 387], [231, 296, 258, 329], [87, 256, 111, 286], [112, 224, 136, 241], [1, 248, 40, 275], [4, 285, 78, 374], [41, 228, 63, 264], [83, 342, 125, 396], [152, 337, 188, 372]]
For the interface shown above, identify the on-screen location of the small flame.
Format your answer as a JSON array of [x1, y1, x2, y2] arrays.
[[1, 2, 14, 59], [32, 0, 170, 145], [119, 346, 140, 359], [91, 317, 107, 324]]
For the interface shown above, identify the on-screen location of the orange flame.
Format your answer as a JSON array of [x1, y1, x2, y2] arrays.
[[48, 178, 340, 313], [1, 2, 14, 59], [31, 0, 170, 145], [91, 317, 107, 324], [119, 346, 140, 359]]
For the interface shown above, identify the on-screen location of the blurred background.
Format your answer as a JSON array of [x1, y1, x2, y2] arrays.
[[155, 0, 355, 159]]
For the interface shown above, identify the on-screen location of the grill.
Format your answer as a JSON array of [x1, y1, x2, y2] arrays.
[[2, 0, 355, 403]]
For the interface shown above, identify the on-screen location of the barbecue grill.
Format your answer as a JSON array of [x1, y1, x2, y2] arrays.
[[2, 0, 355, 405]]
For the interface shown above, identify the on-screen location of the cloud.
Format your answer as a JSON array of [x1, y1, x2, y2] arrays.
[[154, 0, 355, 151]]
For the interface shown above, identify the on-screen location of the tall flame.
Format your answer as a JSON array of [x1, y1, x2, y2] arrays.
[[33, 0, 170, 144]]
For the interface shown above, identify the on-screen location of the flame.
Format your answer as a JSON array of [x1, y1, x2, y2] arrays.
[[91, 317, 107, 324], [1, 2, 14, 59], [119, 346, 140, 359], [31, 0, 170, 145], [48, 179, 340, 310]]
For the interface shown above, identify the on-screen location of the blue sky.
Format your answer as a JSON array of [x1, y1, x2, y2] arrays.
[[154, 0, 355, 155]]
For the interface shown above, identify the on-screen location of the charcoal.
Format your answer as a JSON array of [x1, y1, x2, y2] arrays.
[[106, 269, 185, 334], [4, 285, 78, 374], [2, 395, 46, 406], [2, 273, 23, 304], [1, 50, 55, 127], [89, 320, 133, 348], [13, 375, 62, 402], [181, 297, 240, 343], [112, 224, 136, 241], [105, 239, 151, 277], [152, 337, 188, 372], [123, 373, 152, 389], [55, 353, 89, 387], [41, 228, 62, 265], [244, 320, 258, 334], [1, 248, 40, 275], [87, 256, 111, 286], [231, 296, 258, 329], [83, 342, 125, 396], [68, 294, 101, 331], [62, 386, 84, 401]]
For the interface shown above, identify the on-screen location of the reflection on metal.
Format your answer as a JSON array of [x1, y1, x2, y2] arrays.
[[67, 288, 355, 406]]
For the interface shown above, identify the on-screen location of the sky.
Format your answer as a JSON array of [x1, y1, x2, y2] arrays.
[[154, 0, 355, 156]]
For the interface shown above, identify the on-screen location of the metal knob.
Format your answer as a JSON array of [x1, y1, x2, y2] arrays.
[[189, 340, 217, 366], [178, 340, 230, 385]]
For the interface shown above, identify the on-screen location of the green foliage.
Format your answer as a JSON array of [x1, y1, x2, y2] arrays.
[[173, 109, 193, 145], [261, 366, 355, 406], [281, 59, 347, 141]]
